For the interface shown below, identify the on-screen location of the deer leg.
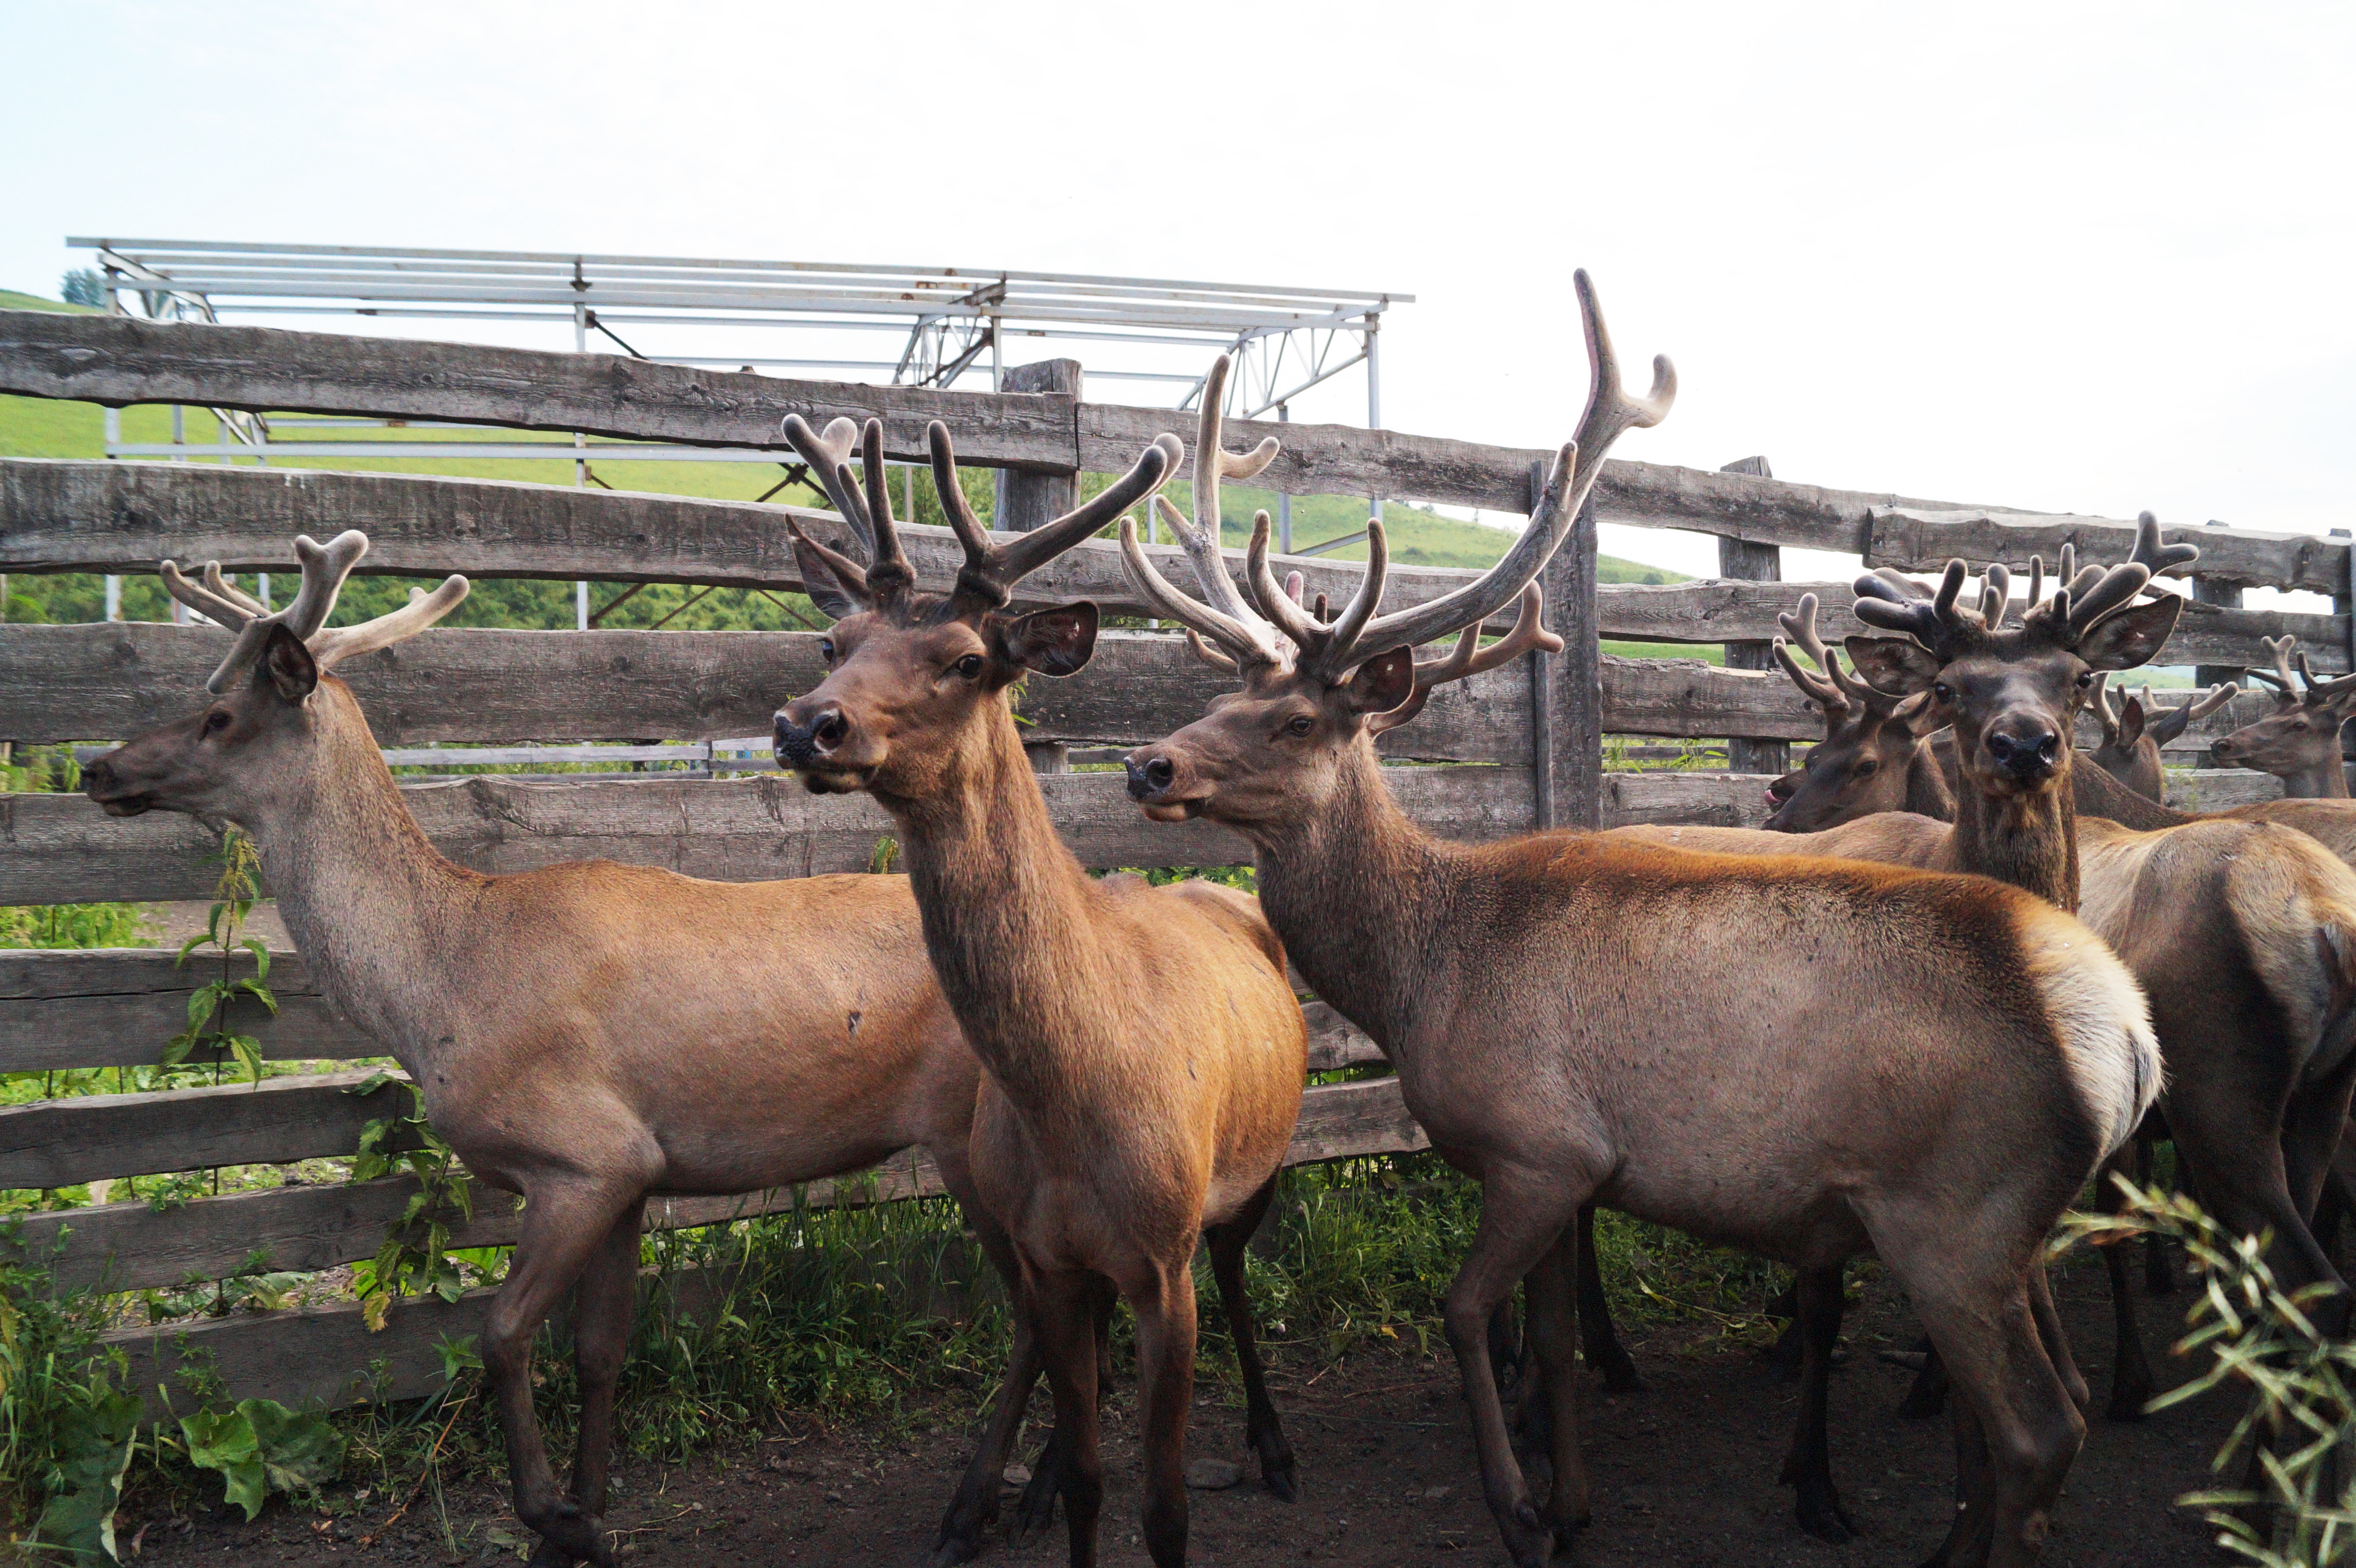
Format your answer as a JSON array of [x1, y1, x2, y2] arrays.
[[1028, 1268, 1106, 1568], [561, 1203, 643, 1531], [1897, 1340, 1952, 1420], [488, 1182, 640, 1568], [1522, 1221, 1590, 1536], [1923, 1278, 2084, 1568], [1443, 1168, 1587, 1568], [1125, 1257, 1200, 1568], [2136, 1132, 2177, 1295], [1777, 1265, 1856, 1544], [1014, 1273, 1116, 1538], [934, 1195, 1045, 1565], [1574, 1204, 1644, 1393], [2090, 1151, 2153, 1421], [1203, 1176, 1298, 1502]]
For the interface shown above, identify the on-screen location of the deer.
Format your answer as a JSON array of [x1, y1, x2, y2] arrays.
[[1116, 273, 2162, 1568], [2086, 673, 2241, 800], [2212, 634, 2356, 798], [1622, 539, 2356, 1448], [766, 413, 1308, 1568], [78, 535, 1080, 1568]]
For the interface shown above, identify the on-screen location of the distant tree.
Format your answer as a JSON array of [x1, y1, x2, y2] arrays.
[[60, 269, 106, 308]]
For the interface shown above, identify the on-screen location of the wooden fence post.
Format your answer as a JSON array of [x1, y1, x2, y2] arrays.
[[994, 358, 1083, 534], [1716, 456, 1786, 777], [2337, 527, 2354, 788], [2191, 520, 2246, 690], [1533, 464, 1602, 830], [994, 359, 1084, 774]]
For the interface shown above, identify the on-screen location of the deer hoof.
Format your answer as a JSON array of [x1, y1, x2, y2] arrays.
[[1261, 1454, 1299, 1504], [1796, 1489, 1858, 1544]]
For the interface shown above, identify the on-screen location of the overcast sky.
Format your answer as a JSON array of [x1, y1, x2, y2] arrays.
[[6, 1, 2350, 588]]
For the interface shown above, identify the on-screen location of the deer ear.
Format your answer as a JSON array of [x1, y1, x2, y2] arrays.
[[259, 624, 318, 703], [1342, 645, 1418, 717], [1843, 635, 1943, 696], [2118, 697, 2147, 748], [1003, 603, 1099, 677], [789, 535, 864, 622], [2077, 596, 2182, 671]]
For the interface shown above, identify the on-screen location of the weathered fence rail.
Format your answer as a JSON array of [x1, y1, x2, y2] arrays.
[[0, 306, 2327, 1417]]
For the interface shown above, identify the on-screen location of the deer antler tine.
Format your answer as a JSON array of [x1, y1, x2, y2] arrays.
[[1315, 518, 1388, 667], [1183, 627, 1240, 673], [1775, 591, 1868, 703], [1564, 268, 1676, 500], [1368, 585, 1560, 737], [1980, 563, 2011, 626], [2027, 556, 2043, 609], [1115, 516, 1279, 668], [1245, 512, 1330, 651], [2089, 672, 2121, 743], [200, 563, 268, 618], [782, 518, 874, 609], [927, 421, 993, 560], [985, 433, 1177, 593], [160, 560, 257, 629], [1283, 571, 1306, 605], [2065, 563, 2152, 635], [858, 420, 915, 594], [2198, 680, 2244, 714], [780, 415, 875, 554], [307, 575, 472, 671], [1772, 637, 1852, 718], [2129, 511, 2201, 579]]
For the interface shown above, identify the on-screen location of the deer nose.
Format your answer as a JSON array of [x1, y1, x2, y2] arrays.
[[81, 757, 116, 793], [773, 703, 848, 767], [1985, 726, 2060, 780], [1125, 752, 1176, 801]]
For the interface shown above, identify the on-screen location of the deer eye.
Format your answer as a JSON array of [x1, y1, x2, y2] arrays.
[[1852, 758, 1878, 778], [1285, 715, 1314, 737], [954, 654, 985, 679], [2076, 671, 2095, 690], [203, 711, 232, 737], [818, 638, 836, 664], [1932, 682, 1953, 704]]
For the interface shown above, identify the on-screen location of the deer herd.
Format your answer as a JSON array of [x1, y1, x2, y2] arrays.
[[70, 273, 2356, 1568]]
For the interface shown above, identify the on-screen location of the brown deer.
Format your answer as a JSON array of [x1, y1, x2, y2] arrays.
[[1118, 275, 2162, 1568], [1627, 541, 2356, 1430], [2087, 672, 2240, 800], [79, 535, 1069, 1568], [768, 414, 1307, 1568], [2213, 634, 2356, 798]]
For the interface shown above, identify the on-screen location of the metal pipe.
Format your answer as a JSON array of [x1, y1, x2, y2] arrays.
[[1365, 316, 1383, 524]]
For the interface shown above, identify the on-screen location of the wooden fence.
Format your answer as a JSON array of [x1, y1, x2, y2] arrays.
[[0, 307, 2334, 1411]]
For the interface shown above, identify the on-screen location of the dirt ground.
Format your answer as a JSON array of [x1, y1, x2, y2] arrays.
[[120, 1250, 2242, 1567]]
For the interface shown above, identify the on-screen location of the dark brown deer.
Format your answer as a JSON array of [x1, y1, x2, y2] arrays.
[[769, 416, 1306, 1568], [79, 536, 1064, 1568], [2213, 634, 2356, 798], [1119, 274, 2162, 1568], [2087, 672, 2240, 800], [1761, 592, 1950, 831]]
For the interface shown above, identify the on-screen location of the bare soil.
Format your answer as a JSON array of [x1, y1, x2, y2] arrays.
[[118, 1251, 2240, 1567]]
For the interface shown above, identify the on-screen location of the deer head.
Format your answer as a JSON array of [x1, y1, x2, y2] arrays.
[[2210, 635, 2356, 783], [2087, 673, 2239, 800], [1841, 514, 2194, 801], [769, 415, 1180, 800], [1760, 593, 1940, 831], [1119, 272, 1671, 831], [81, 532, 469, 820]]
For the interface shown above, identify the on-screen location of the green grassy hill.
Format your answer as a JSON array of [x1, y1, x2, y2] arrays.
[[0, 285, 1690, 632]]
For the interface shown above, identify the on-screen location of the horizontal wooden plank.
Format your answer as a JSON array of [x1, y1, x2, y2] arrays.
[[0, 1069, 409, 1190], [1600, 770, 1782, 829], [1596, 579, 2350, 674], [0, 619, 1529, 764], [1599, 654, 1821, 741], [0, 765, 1534, 904], [0, 312, 1080, 472], [1869, 508, 2346, 598]]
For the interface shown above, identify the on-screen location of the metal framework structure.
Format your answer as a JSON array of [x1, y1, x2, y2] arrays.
[[70, 237, 1409, 622]]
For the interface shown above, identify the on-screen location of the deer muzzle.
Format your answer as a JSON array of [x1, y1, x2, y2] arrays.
[[79, 753, 156, 817], [773, 702, 866, 793], [1123, 746, 1207, 822]]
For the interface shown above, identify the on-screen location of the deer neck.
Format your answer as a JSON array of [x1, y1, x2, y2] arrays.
[[1243, 742, 1447, 1055], [883, 698, 1108, 1115], [1903, 743, 1957, 820], [2276, 748, 2352, 799], [1950, 764, 2081, 911], [2070, 758, 2200, 829], [235, 683, 480, 1074]]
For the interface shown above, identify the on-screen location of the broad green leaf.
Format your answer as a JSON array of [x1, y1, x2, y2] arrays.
[[241, 938, 271, 979], [434, 1333, 483, 1381], [174, 932, 210, 967], [236, 979, 279, 1015], [181, 1406, 267, 1521], [344, 1071, 401, 1099], [242, 1399, 345, 1498], [231, 1036, 264, 1087]]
